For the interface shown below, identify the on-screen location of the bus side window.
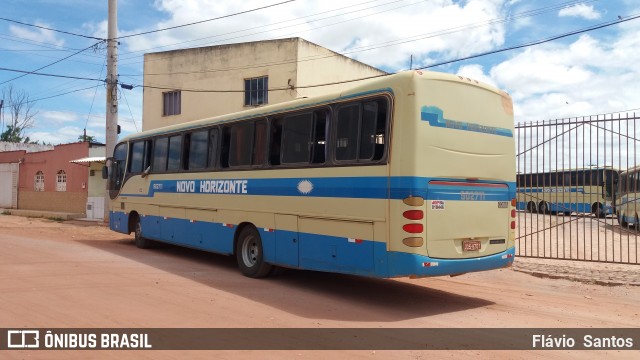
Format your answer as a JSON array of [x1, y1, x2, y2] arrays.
[[220, 127, 231, 168], [282, 112, 313, 164], [311, 110, 327, 164], [208, 128, 219, 169], [228, 122, 254, 167], [167, 135, 182, 171], [152, 137, 169, 172], [335, 99, 387, 162], [129, 141, 145, 174], [188, 130, 209, 170], [253, 119, 267, 166], [372, 100, 387, 161], [269, 119, 283, 166], [335, 103, 360, 161]]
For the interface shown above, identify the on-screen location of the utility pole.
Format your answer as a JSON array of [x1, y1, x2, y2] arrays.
[[104, 0, 118, 222]]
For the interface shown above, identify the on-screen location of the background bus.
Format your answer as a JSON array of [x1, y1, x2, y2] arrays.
[[516, 167, 619, 217], [616, 166, 640, 228], [104, 70, 516, 279]]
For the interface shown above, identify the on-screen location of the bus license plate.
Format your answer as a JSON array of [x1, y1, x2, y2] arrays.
[[463, 240, 481, 251]]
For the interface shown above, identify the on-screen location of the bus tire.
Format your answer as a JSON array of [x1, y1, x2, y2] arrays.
[[538, 201, 549, 214], [236, 225, 272, 278], [133, 217, 154, 249], [618, 212, 628, 228], [592, 203, 605, 218], [527, 201, 537, 213]]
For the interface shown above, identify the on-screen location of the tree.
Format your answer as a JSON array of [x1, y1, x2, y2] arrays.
[[0, 84, 37, 143], [78, 134, 97, 143]]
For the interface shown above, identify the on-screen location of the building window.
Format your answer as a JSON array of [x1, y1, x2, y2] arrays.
[[163, 91, 181, 116], [244, 76, 268, 106], [56, 170, 67, 192], [34, 171, 44, 192]]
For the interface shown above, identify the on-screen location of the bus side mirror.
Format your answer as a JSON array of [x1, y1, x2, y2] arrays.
[[101, 165, 109, 179]]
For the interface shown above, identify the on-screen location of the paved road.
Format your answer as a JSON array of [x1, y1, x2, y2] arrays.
[[0, 215, 638, 359]]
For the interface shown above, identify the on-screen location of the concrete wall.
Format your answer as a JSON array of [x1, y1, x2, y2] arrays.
[[143, 38, 300, 130], [18, 191, 87, 213], [295, 40, 386, 98], [0, 141, 53, 153], [142, 38, 386, 131]]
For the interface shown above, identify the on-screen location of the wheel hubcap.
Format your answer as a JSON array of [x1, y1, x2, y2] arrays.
[[242, 237, 258, 267]]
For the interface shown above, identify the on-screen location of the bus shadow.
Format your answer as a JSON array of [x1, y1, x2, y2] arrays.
[[78, 237, 494, 322]]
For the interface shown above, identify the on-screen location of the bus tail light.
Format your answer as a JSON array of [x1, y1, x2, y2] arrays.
[[403, 210, 424, 220], [402, 237, 424, 247], [403, 196, 424, 206], [511, 209, 516, 218], [403, 224, 424, 233], [511, 221, 516, 229]]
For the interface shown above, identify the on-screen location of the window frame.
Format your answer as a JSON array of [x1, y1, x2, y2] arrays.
[[162, 90, 181, 116], [56, 170, 67, 192], [332, 97, 390, 165], [244, 76, 269, 107], [34, 171, 45, 192]]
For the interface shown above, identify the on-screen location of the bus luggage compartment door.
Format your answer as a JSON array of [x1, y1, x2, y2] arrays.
[[274, 214, 299, 267], [426, 180, 510, 259]]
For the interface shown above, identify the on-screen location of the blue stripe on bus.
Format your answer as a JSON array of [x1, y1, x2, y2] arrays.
[[516, 201, 613, 214], [517, 188, 590, 194], [420, 106, 513, 138], [109, 211, 515, 278], [120, 176, 516, 201]]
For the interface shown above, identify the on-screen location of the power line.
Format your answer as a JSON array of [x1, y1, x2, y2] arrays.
[[85, 58, 107, 131], [135, 12, 639, 92], [0, 41, 105, 85], [3, 12, 637, 94], [27, 85, 102, 104], [118, 0, 594, 73], [0, 67, 104, 82], [116, 0, 404, 60], [115, 0, 297, 40], [120, 88, 140, 133], [417, 13, 640, 70], [0, 17, 104, 41]]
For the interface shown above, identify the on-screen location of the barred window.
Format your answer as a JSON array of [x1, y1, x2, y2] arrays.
[[244, 76, 268, 106], [163, 91, 181, 116]]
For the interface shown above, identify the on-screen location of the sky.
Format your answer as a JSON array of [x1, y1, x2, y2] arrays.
[[0, 0, 639, 145]]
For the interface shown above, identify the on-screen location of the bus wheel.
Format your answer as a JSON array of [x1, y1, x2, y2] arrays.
[[134, 217, 154, 249], [538, 202, 549, 214], [527, 201, 537, 213], [618, 212, 628, 228], [236, 226, 272, 278], [635, 214, 640, 231], [592, 203, 605, 218]]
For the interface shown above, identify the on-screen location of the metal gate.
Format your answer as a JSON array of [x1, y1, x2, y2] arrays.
[[515, 113, 639, 264]]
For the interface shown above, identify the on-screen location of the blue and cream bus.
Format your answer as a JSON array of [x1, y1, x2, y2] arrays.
[[616, 166, 639, 228], [516, 167, 619, 217], [104, 70, 516, 278]]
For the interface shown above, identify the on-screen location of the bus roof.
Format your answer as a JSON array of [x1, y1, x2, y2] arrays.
[[119, 70, 507, 143]]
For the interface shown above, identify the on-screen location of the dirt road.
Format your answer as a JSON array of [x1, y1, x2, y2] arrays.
[[0, 214, 638, 359]]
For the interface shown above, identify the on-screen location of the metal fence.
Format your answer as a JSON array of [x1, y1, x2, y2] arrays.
[[515, 112, 639, 264]]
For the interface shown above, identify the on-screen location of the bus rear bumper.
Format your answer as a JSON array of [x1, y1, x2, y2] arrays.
[[384, 247, 515, 278]]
